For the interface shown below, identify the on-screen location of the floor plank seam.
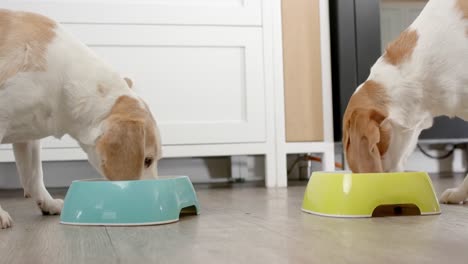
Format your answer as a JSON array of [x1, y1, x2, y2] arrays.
[[104, 227, 121, 263]]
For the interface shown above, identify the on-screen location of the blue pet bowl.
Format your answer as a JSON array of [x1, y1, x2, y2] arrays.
[[60, 176, 200, 226]]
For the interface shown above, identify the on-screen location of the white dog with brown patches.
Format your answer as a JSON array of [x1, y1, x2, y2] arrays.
[[0, 9, 162, 228], [343, 0, 467, 203]]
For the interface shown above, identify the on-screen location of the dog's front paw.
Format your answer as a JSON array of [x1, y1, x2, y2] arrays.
[[37, 198, 64, 215], [440, 188, 467, 204], [0, 209, 13, 229]]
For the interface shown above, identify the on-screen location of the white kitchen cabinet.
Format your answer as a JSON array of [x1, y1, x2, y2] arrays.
[[0, 0, 335, 187]]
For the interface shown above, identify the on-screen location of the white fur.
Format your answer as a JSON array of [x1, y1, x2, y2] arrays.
[[362, 0, 467, 203], [0, 23, 158, 228]]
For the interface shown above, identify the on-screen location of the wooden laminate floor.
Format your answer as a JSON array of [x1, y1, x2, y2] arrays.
[[1, 174, 468, 264]]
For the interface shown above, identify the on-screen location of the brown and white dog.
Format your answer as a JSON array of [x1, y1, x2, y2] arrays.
[[343, 0, 467, 202], [0, 10, 162, 228]]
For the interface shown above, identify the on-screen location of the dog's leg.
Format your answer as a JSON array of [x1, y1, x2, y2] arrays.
[[13, 142, 31, 198], [0, 205, 13, 229], [13, 140, 63, 215], [440, 174, 468, 204], [0, 126, 13, 228]]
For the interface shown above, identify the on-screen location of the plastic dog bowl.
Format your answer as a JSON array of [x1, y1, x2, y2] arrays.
[[302, 172, 440, 218], [60, 176, 200, 226]]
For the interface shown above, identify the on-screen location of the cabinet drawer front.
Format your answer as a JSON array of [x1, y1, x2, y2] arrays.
[[70, 24, 266, 145], [0, 24, 266, 150], [1, 0, 262, 26]]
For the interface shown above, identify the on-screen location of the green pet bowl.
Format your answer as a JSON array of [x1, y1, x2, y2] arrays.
[[302, 171, 441, 218], [60, 176, 200, 226]]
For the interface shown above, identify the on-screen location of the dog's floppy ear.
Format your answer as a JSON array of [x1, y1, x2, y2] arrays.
[[96, 96, 146, 180], [97, 119, 145, 180], [124, 77, 133, 89], [344, 108, 391, 173]]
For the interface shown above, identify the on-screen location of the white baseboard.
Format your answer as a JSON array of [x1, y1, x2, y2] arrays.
[[405, 148, 466, 173], [0, 156, 265, 189], [0, 145, 464, 189], [335, 143, 467, 173]]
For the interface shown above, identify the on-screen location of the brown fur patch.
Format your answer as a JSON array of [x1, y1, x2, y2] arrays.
[[96, 96, 160, 180], [456, 0, 468, 19], [383, 30, 419, 66], [342, 80, 391, 173], [458, 0, 468, 36], [0, 9, 56, 86]]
